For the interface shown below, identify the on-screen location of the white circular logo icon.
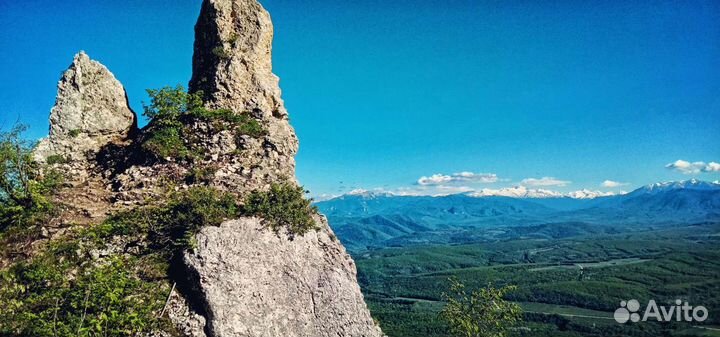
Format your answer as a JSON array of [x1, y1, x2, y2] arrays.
[[615, 300, 641, 324]]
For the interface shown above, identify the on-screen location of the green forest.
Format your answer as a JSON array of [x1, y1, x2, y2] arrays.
[[354, 223, 720, 337]]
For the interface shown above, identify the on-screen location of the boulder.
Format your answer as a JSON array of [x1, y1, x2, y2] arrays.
[[182, 217, 383, 337]]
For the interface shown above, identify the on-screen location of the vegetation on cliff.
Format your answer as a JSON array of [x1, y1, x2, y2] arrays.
[[245, 182, 319, 237], [0, 123, 318, 336], [141, 85, 265, 162]]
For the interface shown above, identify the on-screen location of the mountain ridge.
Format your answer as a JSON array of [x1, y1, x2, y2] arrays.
[[317, 180, 720, 252]]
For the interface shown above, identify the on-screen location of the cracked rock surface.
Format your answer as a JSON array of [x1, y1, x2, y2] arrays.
[[183, 217, 383, 337]]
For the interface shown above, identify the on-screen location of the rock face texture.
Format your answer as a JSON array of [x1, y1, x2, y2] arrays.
[[183, 217, 382, 337], [190, 0, 299, 193], [35, 52, 136, 163]]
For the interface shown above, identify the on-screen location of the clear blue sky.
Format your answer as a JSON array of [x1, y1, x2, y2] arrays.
[[1, 0, 719, 197]]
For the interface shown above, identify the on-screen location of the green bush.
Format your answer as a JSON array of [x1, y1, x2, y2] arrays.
[[142, 126, 189, 160], [102, 186, 239, 252], [141, 86, 266, 162], [236, 115, 265, 138], [212, 46, 231, 60], [185, 166, 218, 185], [244, 182, 318, 236], [153, 186, 239, 250], [46, 154, 70, 165]]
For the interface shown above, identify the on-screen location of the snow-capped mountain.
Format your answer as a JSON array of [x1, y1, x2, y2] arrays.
[[628, 179, 720, 195], [469, 186, 563, 198], [566, 189, 617, 199], [316, 180, 720, 251]]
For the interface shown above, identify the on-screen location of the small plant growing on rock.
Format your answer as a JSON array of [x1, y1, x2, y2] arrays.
[[45, 154, 70, 165], [244, 182, 318, 236], [212, 46, 231, 60], [141, 85, 266, 162], [185, 165, 218, 185]]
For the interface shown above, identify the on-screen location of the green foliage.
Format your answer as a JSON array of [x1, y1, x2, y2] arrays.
[[244, 183, 318, 236], [0, 243, 169, 336], [153, 186, 239, 250], [0, 124, 62, 232], [235, 115, 265, 138], [142, 126, 189, 160], [212, 46, 231, 60], [46, 154, 70, 165], [68, 129, 81, 138], [185, 166, 218, 185], [356, 224, 720, 337], [141, 85, 198, 161], [102, 186, 239, 252], [141, 86, 265, 162], [226, 33, 239, 45], [143, 85, 203, 126], [0, 186, 239, 336], [440, 279, 523, 337]]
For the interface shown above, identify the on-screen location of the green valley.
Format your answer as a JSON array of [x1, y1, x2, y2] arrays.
[[353, 223, 720, 337]]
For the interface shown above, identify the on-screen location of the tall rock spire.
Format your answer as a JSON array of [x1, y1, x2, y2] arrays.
[[177, 1, 385, 336], [189, 0, 298, 191]]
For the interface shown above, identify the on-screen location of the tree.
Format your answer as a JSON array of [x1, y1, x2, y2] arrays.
[[0, 124, 60, 231], [440, 278, 523, 337], [0, 124, 37, 208]]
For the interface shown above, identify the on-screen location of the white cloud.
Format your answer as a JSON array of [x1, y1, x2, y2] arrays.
[[453, 172, 500, 183], [665, 160, 720, 174], [417, 174, 453, 185], [470, 186, 617, 199], [417, 172, 499, 186], [601, 180, 629, 188], [520, 177, 571, 187], [705, 162, 720, 172]]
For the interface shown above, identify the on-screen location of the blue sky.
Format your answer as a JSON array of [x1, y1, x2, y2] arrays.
[[1, 0, 719, 198]]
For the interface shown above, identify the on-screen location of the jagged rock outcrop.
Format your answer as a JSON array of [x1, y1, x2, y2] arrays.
[[183, 217, 382, 337], [35, 51, 136, 163], [189, 0, 299, 192]]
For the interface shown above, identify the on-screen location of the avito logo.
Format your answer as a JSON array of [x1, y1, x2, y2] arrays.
[[614, 299, 709, 324]]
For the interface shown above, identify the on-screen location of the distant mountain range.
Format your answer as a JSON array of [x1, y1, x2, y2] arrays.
[[316, 180, 720, 252]]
